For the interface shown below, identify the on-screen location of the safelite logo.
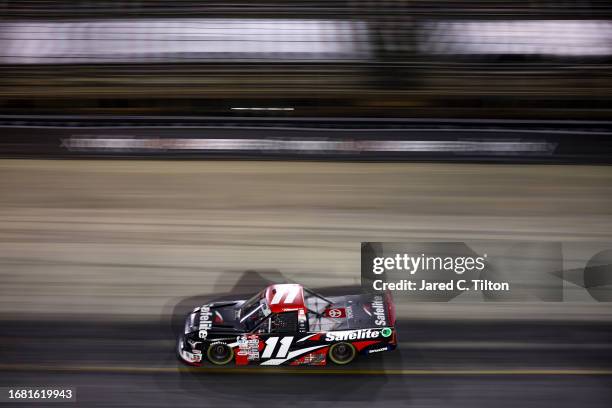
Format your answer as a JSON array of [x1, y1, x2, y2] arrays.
[[325, 328, 381, 342], [381, 328, 392, 337], [198, 305, 212, 339], [372, 296, 387, 326]]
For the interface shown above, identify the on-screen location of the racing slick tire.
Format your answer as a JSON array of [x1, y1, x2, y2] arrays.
[[207, 342, 234, 365], [328, 342, 357, 365]]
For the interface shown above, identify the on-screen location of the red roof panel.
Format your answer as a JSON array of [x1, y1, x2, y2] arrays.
[[264, 284, 306, 314]]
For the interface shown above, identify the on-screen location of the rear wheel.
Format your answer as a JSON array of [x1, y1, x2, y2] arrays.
[[328, 342, 356, 365], [207, 343, 234, 365]]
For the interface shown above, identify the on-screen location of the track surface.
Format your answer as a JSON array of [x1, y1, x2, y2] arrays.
[[1, 320, 612, 407], [0, 159, 611, 406]]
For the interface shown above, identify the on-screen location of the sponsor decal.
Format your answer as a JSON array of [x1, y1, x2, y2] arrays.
[[291, 349, 326, 365], [346, 305, 354, 319], [237, 334, 260, 360], [324, 308, 346, 318], [325, 329, 382, 342], [381, 328, 393, 337], [372, 296, 387, 326], [198, 305, 212, 339], [368, 346, 388, 354]]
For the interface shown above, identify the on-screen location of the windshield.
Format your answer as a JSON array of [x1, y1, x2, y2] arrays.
[[239, 291, 271, 331]]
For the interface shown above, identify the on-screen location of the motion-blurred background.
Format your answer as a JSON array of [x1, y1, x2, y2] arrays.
[[0, 0, 611, 118], [0, 1, 612, 407]]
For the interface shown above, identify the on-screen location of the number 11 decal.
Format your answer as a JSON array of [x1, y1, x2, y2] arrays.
[[261, 336, 293, 359]]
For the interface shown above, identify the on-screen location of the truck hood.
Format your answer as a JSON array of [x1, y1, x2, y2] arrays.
[[184, 301, 243, 338]]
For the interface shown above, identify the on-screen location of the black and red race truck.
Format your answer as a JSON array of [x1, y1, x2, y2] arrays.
[[177, 283, 397, 366]]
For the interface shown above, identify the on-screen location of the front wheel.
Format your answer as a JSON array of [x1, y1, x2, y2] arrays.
[[207, 343, 234, 365], [328, 342, 356, 365]]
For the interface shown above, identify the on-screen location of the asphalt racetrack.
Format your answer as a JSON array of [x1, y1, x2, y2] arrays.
[[1, 160, 611, 407], [2, 319, 612, 408]]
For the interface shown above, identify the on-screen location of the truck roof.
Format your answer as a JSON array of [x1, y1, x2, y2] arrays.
[[264, 283, 306, 314]]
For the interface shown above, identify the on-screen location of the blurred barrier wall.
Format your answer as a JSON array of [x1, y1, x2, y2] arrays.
[[0, 1, 611, 118], [3, 117, 612, 162]]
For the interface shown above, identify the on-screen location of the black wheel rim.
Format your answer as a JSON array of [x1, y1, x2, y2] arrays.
[[330, 342, 355, 364], [207, 343, 233, 364], [212, 345, 227, 359]]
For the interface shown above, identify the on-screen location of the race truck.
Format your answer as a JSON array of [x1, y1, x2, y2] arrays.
[[177, 283, 397, 366]]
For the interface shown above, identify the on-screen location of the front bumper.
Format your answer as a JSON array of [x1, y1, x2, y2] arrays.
[[177, 334, 202, 365]]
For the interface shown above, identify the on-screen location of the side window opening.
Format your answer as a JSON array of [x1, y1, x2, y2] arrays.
[[255, 316, 271, 334], [271, 311, 298, 334]]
